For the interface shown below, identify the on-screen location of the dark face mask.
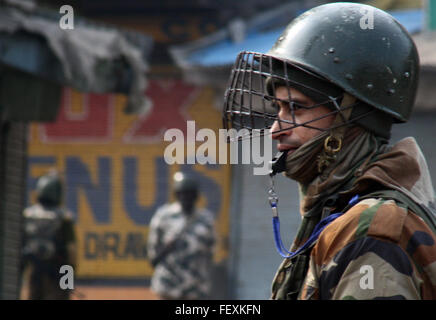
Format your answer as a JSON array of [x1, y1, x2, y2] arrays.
[[176, 190, 198, 215]]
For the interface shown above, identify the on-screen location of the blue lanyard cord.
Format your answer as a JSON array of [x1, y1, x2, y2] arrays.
[[272, 195, 360, 259]]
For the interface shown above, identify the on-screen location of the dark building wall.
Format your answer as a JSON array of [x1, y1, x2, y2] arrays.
[[0, 121, 28, 299]]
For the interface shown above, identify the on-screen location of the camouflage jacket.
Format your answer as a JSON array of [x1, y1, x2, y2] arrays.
[[147, 202, 215, 299], [21, 204, 76, 300], [272, 137, 436, 300], [22, 204, 76, 270]]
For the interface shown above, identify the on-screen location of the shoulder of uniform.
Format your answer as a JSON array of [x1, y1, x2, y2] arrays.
[[23, 205, 35, 217], [325, 197, 409, 243], [152, 203, 180, 220], [164, 202, 181, 214], [197, 208, 214, 220], [313, 198, 410, 265], [23, 204, 53, 219]]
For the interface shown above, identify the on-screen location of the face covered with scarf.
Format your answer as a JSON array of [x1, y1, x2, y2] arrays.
[[271, 86, 335, 166], [270, 83, 388, 216]]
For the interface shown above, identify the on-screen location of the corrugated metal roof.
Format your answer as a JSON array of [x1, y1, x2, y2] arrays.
[[187, 29, 282, 67], [171, 8, 427, 68]]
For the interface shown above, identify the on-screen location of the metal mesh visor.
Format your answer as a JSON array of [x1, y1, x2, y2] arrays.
[[222, 51, 357, 142]]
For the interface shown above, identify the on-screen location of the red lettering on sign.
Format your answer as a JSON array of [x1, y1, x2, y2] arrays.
[[123, 80, 199, 143], [40, 88, 113, 143]]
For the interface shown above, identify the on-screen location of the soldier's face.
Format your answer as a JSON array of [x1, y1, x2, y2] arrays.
[[270, 86, 335, 154], [176, 190, 198, 215]]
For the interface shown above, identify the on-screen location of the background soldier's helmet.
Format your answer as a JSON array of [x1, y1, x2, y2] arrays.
[[36, 171, 63, 207], [223, 2, 420, 139], [173, 172, 199, 194]]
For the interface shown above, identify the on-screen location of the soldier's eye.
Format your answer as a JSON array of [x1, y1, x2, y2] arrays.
[[291, 101, 311, 111], [292, 103, 303, 110]]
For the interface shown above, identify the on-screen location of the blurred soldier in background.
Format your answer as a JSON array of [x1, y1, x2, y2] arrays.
[[147, 172, 216, 300], [21, 170, 76, 300]]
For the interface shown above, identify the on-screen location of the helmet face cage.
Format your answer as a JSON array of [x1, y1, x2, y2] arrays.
[[223, 51, 361, 142]]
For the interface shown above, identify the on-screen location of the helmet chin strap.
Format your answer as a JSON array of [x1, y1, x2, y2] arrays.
[[317, 93, 356, 174]]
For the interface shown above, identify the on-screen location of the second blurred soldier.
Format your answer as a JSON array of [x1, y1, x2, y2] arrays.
[[21, 170, 76, 300], [147, 172, 216, 300]]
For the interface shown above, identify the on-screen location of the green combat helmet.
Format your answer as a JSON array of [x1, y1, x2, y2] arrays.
[[173, 172, 199, 194], [173, 172, 199, 214], [36, 171, 63, 208], [223, 2, 420, 139]]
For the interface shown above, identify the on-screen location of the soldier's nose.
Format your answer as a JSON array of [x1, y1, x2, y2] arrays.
[[271, 119, 292, 140]]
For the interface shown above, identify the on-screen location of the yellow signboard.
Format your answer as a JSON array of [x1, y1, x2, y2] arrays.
[[27, 80, 231, 278]]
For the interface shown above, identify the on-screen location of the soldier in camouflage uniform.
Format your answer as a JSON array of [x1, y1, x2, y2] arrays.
[[147, 172, 216, 300], [21, 170, 76, 300], [223, 3, 436, 299]]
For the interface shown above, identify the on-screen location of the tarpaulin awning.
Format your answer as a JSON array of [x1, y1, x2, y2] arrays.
[[0, 0, 153, 119], [170, 5, 427, 87]]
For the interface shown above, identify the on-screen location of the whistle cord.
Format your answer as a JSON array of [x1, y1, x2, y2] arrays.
[[270, 190, 359, 259]]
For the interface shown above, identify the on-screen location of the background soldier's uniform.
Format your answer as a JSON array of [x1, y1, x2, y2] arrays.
[[21, 171, 76, 300], [21, 204, 76, 300], [147, 202, 215, 299]]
